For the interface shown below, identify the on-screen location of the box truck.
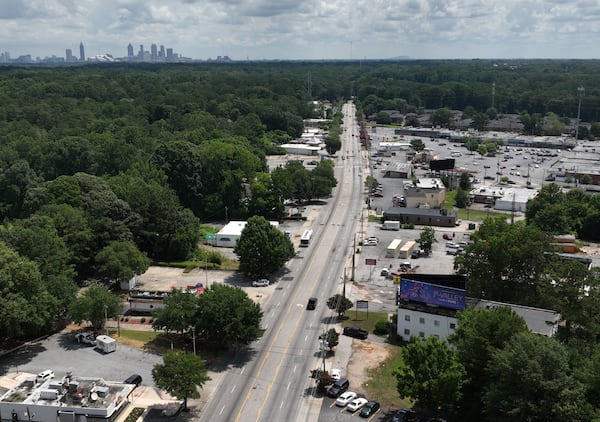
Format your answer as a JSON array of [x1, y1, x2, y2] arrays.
[[96, 335, 117, 353], [381, 221, 400, 231]]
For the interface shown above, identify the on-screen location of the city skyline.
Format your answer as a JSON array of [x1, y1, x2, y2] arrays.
[[0, 0, 599, 60]]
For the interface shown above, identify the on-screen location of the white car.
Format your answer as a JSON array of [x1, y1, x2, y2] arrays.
[[330, 368, 341, 381], [336, 391, 357, 407], [346, 397, 368, 412], [446, 242, 459, 249], [252, 279, 269, 287]]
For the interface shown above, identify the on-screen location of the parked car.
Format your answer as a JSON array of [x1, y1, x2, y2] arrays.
[[327, 378, 350, 398], [124, 374, 142, 387], [446, 242, 459, 249], [252, 279, 270, 287], [336, 391, 357, 407], [360, 400, 381, 418], [343, 326, 369, 339], [75, 332, 96, 346], [306, 297, 318, 310], [36, 370, 54, 383], [380, 268, 390, 277], [330, 368, 341, 381], [347, 397, 368, 412], [442, 233, 452, 240], [392, 408, 417, 422]]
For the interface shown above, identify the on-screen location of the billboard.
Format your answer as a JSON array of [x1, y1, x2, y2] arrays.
[[429, 158, 455, 171], [400, 279, 466, 310]]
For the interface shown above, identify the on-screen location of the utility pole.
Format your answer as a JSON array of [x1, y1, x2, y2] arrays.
[[104, 305, 109, 336], [575, 86, 585, 140], [351, 235, 356, 281]]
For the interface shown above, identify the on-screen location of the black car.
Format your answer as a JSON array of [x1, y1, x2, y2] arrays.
[[359, 400, 380, 418], [392, 409, 418, 422], [124, 374, 142, 387], [307, 297, 318, 310], [343, 326, 368, 340], [326, 378, 349, 398]]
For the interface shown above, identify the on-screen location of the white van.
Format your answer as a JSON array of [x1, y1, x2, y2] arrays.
[[36, 370, 55, 383]]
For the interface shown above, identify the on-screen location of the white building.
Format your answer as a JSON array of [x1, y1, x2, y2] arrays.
[[279, 143, 321, 156], [213, 220, 280, 248], [396, 278, 560, 342], [0, 372, 134, 422]]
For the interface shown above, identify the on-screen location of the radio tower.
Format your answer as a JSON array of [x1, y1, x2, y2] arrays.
[[491, 82, 496, 109]]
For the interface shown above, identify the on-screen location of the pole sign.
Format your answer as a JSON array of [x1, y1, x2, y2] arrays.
[[356, 300, 369, 309], [365, 258, 377, 266]]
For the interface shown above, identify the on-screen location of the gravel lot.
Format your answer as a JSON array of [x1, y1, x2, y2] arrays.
[[0, 330, 163, 387]]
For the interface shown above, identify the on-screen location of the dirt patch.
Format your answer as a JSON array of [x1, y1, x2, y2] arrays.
[[346, 339, 394, 394]]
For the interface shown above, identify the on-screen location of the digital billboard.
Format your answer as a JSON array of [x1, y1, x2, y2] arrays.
[[429, 158, 455, 171], [400, 279, 466, 310]]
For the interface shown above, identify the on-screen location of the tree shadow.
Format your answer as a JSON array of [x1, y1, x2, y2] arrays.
[[0, 342, 47, 376]]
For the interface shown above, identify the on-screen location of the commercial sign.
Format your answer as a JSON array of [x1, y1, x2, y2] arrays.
[[365, 258, 377, 266], [400, 279, 466, 310], [356, 300, 369, 309]]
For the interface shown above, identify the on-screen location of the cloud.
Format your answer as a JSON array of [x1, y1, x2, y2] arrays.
[[1, 0, 599, 60]]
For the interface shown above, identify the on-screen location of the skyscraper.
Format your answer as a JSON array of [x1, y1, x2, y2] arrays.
[[159, 45, 165, 58], [150, 44, 157, 61], [79, 42, 85, 61], [66, 49, 73, 62], [127, 43, 134, 59]]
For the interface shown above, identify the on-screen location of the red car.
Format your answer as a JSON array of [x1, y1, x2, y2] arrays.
[[443, 233, 453, 240]]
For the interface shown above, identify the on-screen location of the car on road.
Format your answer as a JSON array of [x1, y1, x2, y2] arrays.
[[343, 326, 369, 339], [346, 397, 368, 412], [251, 279, 270, 287], [360, 400, 381, 418], [363, 239, 378, 246], [306, 297, 318, 310], [330, 368, 341, 381], [336, 391, 357, 407]]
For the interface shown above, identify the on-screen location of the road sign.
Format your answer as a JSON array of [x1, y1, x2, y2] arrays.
[[365, 258, 377, 265]]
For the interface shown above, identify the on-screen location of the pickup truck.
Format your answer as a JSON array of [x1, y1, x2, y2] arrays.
[[75, 332, 96, 346]]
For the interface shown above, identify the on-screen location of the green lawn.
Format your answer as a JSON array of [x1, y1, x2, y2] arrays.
[[342, 310, 390, 335]]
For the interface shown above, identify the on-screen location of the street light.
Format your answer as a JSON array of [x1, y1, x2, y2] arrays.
[[575, 86, 585, 140]]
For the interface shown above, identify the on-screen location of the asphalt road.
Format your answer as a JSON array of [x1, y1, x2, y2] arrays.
[[0, 330, 162, 387], [198, 101, 365, 422]]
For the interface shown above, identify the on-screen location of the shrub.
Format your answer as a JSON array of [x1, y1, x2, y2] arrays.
[[373, 320, 389, 335]]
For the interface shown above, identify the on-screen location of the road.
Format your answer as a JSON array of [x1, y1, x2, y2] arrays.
[[198, 101, 365, 422]]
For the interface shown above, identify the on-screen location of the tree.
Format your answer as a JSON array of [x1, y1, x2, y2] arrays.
[[470, 112, 489, 131], [430, 108, 453, 127], [95, 241, 151, 286], [410, 139, 425, 152], [69, 285, 122, 331], [375, 111, 392, 125], [454, 218, 552, 305], [152, 289, 198, 336], [234, 215, 295, 277], [448, 307, 528, 420], [484, 332, 593, 421], [152, 351, 211, 411], [459, 172, 471, 190], [326, 294, 354, 317], [194, 283, 263, 348], [319, 328, 339, 351], [416, 227, 436, 254], [395, 336, 465, 416], [455, 188, 469, 208]]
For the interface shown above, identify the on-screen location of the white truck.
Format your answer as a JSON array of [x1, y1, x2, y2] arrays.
[[95, 335, 117, 353], [381, 221, 400, 231]]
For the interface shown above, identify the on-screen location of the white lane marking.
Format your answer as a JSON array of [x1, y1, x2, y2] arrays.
[[219, 405, 225, 415], [287, 381, 291, 390], [231, 384, 237, 394], [240, 367, 245, 375]]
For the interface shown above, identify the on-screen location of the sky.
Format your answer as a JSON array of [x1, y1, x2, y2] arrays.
[[1, 0, 599, 61]]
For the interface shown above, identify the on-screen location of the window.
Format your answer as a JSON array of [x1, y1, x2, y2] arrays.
[[434, 320, 440, 327], [419, 317, 425, 324], [419, 332, 425, 337], [404, 329, 410, 336], [450, 323, 456, 329], [404, 315, 411, 322]]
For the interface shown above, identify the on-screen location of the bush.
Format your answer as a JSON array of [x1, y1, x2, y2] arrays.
[[373, 320, 389, 335], [140, 318, 146, 323]]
